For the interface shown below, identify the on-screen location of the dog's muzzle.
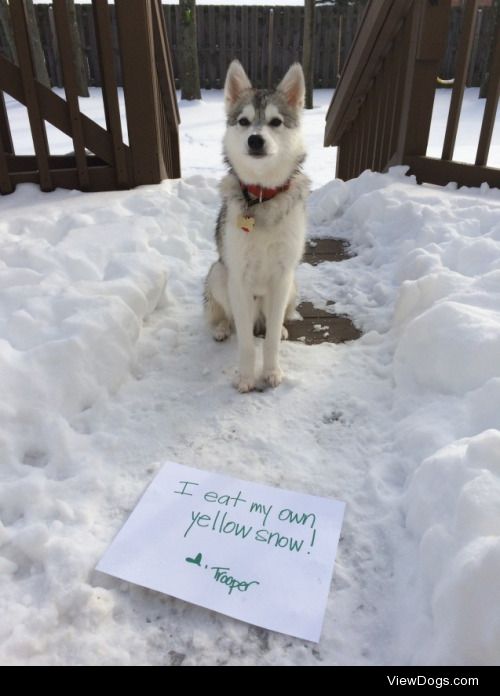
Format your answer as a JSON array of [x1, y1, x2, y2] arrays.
[[247, 134, 266, 156]]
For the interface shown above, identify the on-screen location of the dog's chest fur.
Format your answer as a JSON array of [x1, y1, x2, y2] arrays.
[[218, 172, 308, 294]]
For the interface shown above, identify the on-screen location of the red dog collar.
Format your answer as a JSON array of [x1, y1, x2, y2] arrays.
[[240, 181, 290, 202]]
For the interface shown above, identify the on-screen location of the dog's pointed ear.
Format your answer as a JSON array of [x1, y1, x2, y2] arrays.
[[224, 60, 252, 112], [277, 63, 305, 109]]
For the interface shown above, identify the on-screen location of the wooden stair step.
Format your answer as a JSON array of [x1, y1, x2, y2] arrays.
[[285, 302, 362, 345], [303, 238, 352, 266]]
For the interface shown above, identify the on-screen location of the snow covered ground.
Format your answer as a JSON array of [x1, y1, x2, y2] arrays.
[[1, 88, 500, 665]]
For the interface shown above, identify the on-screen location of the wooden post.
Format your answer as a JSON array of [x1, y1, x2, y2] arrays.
[[24, 0, 51, 88], [115, 0, 167, 185], [394, 0, 451, 164], [302, 0, 314, 109], [179, 0, 201, 100]]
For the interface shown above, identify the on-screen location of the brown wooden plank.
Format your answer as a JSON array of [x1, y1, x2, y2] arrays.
[[217, 5, 226, 89], [351, 124, 361, 179], [372, 64, 385, 171], [206, 5, 216, 89], [115, 0, 166, 186], [267, 8, 274, 88], [291, 6, 302, 64], [9, 0, 52, 190], [92, 0, 129, 187], [405, 154, 500, 189], [279, 6, 289, 75], [335, 126, 349, 180], [228, 6, 236, 70], [475, 6, 497, 88], [364, 87, 375, 172], [164, 6, 178, 91], [442, 0, 480, 160], [6, 152, 104, 171], [251, 6, 259, 86], [53, 0, 89, 189], [241, 6, 249, 77], [66, 0, 89, 97], [388, 23, 408, 164], [476, 18, 500, 166], [375, 52, 391, 170], [7, 160, 119, 191], [324, 7, 337, 88]]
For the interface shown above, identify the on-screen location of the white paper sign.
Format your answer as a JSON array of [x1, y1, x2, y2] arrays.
[[96, 461, 345, 642]]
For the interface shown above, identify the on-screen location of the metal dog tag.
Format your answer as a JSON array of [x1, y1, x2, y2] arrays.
[[237, 215, 255, 233]]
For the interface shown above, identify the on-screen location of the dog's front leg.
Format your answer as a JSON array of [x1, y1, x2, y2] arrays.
[[228, 278, 256, 392], [262, 273, 294, 388]]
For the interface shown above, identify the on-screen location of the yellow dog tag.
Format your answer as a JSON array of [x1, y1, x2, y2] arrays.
[[237, 215, 255, 233]]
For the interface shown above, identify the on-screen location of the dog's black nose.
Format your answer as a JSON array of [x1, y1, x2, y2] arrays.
[[248, 134, 265, 153]]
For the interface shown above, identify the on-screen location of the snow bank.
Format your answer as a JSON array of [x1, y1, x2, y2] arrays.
[[0, 188, 173, 420], [406, 432, 500, 664], [0, 178, 219, 664], [308, 169, 500, 665]]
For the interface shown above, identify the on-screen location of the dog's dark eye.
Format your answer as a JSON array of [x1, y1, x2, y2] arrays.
[[238, 117, 250, 127], [269, 118, 282, 127]]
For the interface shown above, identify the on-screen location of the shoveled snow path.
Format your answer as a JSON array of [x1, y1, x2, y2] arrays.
[[58, 181, 400, 665], [86, 287, 398, 666]]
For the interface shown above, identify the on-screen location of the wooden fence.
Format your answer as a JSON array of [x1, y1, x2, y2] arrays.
[[0, 3, 366, 90], [324, 0, 500, 190], [0, 2, 496, 92], [0, 0, 180, 195]]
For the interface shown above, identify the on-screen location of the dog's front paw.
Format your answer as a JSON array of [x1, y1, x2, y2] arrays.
[[263, 367, 283, 388], [233, 374, 256, 393], [212, 320, 231, 342], [281, 325, 289, 340]]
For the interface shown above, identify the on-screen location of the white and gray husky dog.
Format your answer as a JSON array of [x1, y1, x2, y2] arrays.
[[204, 60, 310, 392]]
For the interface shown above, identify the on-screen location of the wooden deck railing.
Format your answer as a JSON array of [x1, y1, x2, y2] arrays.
[[0, 0, 180, 195], [325, 0, 500, 190]]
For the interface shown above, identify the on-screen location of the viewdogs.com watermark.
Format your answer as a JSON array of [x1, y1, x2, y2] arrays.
[[387, 675, 479, 688]]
